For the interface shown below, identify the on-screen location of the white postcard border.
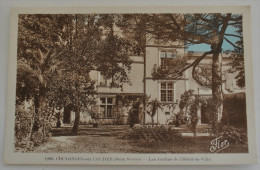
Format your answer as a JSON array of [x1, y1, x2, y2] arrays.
[[4, 6, 257, 165]]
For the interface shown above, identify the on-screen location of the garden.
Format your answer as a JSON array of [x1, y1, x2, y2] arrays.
[[15, 90, 248, 153], [14, 13, 247, 154]]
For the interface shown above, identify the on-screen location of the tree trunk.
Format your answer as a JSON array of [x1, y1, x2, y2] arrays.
[[41, 122, 46, 142], [212, 52, 223, 123], [26, 113, 35, 149], [26, 94, 38, 148], [193, 129, 197, 139], [210, 14, 231, 123], [32, 84, 46, 133], [175, 114, 180, 127], [38, 84, 46, 112], [151, 116, 154, 127], [72, 108, 80, 135]]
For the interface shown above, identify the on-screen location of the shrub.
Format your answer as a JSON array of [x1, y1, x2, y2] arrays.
[[127, 109, 135, 127], [15, 104, 33, 148], [220, 127, 247, 144], [169, 111, 183, 127], [203, 98, 221, 135], [189, 95, 200, 138], [15, 103, 53, 151], [222, 92, 247, 128], [120, 126, 182, 142], [114, 111, 125, 125]]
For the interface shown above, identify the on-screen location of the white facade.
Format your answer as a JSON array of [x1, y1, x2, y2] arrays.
[[63, 40, 244, 126]]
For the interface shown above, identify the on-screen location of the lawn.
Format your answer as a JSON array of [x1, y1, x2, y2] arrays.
[[32, 125, 248, 153], [127, 137, 248, 153]]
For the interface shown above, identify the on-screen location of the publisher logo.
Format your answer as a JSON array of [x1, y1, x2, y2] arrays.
[[210, 136, 229, 153]]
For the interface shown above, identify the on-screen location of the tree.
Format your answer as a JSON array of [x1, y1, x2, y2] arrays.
[[173, 90, 194, 126], [146, 98, 162, 127], [95, 14, 133, 88], [117, 14, 148, 54], [55, 14, 101, 134], [179, 90, 194, 115], [189, 95, 201, 138], [16, 14, 134, 138], [17, 47, 64, 147], [16, 14, 73, 148], [115, 94, 145, 127], [227, 23, 245, 88], [68, 14, 132, 134], [17, 48, 64, 111], [148, 13, 243, 122]]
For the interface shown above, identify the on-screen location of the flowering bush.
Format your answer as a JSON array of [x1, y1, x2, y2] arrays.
[[221, 127, 247, 144], [114, 111, 125, 125], [120, 126, 182, 142]]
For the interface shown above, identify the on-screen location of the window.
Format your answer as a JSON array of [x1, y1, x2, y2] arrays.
[[99, 97, 114, 118], [160, 50, 177, 69], [100, 75, 108, 86], [99, 72, 113, 87], [160, 82, 174, 103]]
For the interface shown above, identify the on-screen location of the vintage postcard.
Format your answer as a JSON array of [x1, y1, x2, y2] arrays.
[[4, 6, 257, 165]]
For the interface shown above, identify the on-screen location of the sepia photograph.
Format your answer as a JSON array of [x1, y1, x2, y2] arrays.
[[3, 6, 257, 165]]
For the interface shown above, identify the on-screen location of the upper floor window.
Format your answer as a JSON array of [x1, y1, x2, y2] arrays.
[[160, 82, 174, 103], [160, 50, 177, 69], [100, 76, 108, 86], [99, 73, 112, 87]]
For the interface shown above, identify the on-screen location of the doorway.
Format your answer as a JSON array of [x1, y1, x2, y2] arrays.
[[63, 104, 73, 124], [201, 104, 209, 124], [133, 102, 140, 124]]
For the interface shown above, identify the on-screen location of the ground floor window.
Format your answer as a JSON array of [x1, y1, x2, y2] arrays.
[[160, 82, 174, 103], [99, 97, 114, 118]]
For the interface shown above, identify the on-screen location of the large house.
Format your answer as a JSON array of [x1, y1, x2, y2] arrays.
[[60, 38, 244, 127]]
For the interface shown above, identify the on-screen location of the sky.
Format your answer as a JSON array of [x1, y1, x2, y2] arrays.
[[186, 25, 240, 52]]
